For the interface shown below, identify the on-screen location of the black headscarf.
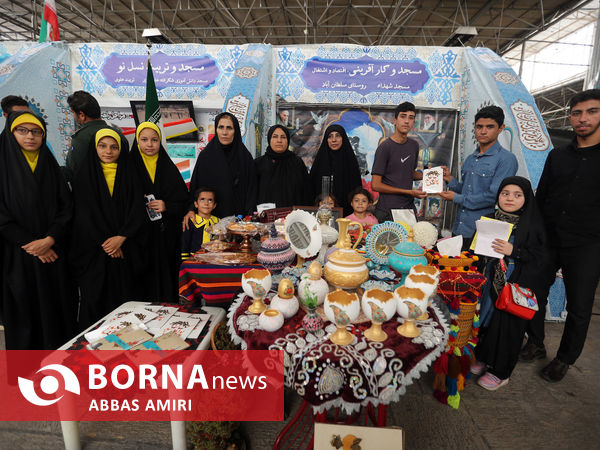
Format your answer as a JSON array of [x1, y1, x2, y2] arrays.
[[0, 112, 72, 244], [128, 123, 189, 302], [189, 112, 257, 217], [309, 124, 362, 215], [255, 124, 310, 207], [129, 123, 189, 219], [489, 176, 547, 294]]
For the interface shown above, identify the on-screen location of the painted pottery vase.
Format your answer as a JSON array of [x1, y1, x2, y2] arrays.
[[324, 289, 360, 346], [394, 285, 428, 338], [302, 307, 324, 332], [241, 268, 272, 314], [361, 288, 397, 342], [298, 261, 329, 306]]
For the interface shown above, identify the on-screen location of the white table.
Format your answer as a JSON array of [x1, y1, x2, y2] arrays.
[[58, 301, 226, 450]]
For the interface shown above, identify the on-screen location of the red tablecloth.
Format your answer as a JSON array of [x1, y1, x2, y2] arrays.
[[228, 293, 450, 414], [178, 260, 262, 308]]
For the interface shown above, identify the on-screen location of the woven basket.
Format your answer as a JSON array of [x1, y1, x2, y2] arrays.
[[454, 300, 478, 348], [210, 321, 226, 352]]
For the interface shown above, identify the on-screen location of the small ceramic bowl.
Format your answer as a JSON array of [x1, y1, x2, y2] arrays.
[[259, 309, 285, 332]]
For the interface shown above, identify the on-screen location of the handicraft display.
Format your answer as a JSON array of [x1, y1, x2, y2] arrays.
[[324, 218, 368, 290], [365, 221, 409, 266], [227, 292, 449, 415]]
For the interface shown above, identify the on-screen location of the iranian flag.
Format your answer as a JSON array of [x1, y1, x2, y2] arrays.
[[39, 0, 60, 42]]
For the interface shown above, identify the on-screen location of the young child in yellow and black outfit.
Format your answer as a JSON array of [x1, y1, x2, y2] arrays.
[[181, 187, 219, 259]]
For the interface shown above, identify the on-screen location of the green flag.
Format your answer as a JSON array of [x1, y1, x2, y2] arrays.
[[145, 57, 161, 124]]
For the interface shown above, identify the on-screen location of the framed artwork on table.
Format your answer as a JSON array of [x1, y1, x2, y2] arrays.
[[314, 423, 404, 450], [130, 100, 198, 142]]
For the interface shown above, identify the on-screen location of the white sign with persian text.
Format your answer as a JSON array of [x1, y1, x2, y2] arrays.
[[225, 94, 250, 137], [510, 100, 550, 151]]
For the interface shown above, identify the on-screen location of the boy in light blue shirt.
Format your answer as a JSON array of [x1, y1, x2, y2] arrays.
[[440, 106, 518, 249]]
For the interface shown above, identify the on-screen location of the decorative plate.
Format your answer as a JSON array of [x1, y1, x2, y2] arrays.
[[194, 252, 257, 265], [365, 221, 409, 265], [284, 210, 322, 259], [369, 268, 396, 281], [360, 279, 393, 291]]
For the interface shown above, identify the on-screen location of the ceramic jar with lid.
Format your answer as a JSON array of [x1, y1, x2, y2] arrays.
[[257, 225, 296, 273], [388, 230, 427, 286], [324, 248, 369, 290]]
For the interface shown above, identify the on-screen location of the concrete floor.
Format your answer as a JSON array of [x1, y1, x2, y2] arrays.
[[1, 298, 599, 449]]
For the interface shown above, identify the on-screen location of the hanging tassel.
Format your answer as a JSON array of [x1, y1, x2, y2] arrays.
[[433, 372, 447, 392], [433, 352, 449, 374], [448, 354, 461, 378], [447, 393, 461, 409], [433, 390, 449, 405], [446, 377, 458, 396], [460, 354, 472, 376], [457, 373, 465, 391]]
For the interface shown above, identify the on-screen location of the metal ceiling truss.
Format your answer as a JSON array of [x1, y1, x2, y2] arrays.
[[0, 0, 592, 58]]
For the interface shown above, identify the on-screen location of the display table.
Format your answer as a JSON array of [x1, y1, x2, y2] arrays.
[[227, 291, 449, 446], [179, 260, 262, 308], [58, 301, 226, 450]]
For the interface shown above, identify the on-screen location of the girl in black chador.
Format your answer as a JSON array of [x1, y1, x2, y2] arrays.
[[472, 176, 547, 390], [0, 112, 77, 349], [129, 122, 189, 302], [70, 128, 145, 330]]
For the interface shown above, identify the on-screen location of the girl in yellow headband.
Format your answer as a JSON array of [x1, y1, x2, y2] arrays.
[[128, 121, 188, 302], [0, 111, 77, 349], [70, 127, 146, 329]]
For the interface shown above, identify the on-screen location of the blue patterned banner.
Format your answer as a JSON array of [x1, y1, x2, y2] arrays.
[[0, 42, 73, 165], [223, 44, 273, 154], [102, 52, 219, 89], [277, 45, 461, 107], [301, 56, 430, 94]]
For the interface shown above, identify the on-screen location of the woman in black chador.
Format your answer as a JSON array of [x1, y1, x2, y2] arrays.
[[129, 122, 189, 302], [189, 112, 256, 218], [70, 128, 145, 330], [473, 176, 547, 390], [255, 124, 310, 207], [309, 124, 362, 215], [0, 112, 77, 349]]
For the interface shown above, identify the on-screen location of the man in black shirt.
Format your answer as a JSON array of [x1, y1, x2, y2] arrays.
[[520, 89, 600, 382]]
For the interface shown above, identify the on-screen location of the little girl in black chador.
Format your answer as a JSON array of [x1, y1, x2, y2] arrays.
[[471, 176, 547, 390]]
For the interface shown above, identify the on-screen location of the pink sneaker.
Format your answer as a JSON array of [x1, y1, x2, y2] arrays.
[[470, 361, 486, 375], [478, 372, 509, 391]]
